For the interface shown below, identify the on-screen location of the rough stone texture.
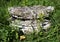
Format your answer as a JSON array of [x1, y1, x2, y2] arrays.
[[8, 5, 54, 19], [8, 5, 54, 34]]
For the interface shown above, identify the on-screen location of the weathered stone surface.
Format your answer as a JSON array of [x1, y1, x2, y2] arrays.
[[8, 5, 54, 19], [9, 19, 51, 34], [8, 5, 54, 34]]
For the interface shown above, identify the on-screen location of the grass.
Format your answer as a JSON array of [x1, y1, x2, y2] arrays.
[[0, 0, 60, 42]]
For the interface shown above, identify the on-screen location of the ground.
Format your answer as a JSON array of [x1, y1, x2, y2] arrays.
[[0, 0, 60, 42]]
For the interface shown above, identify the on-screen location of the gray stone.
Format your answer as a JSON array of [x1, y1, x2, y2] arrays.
[[8, 5, 54, 34], [8, 5, 54, 19]]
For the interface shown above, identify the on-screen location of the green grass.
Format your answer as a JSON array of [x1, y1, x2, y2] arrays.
[[0, 0, 60, 42]]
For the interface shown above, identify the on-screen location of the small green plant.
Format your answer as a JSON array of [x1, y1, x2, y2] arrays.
[[38, 12, 45, 21]]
